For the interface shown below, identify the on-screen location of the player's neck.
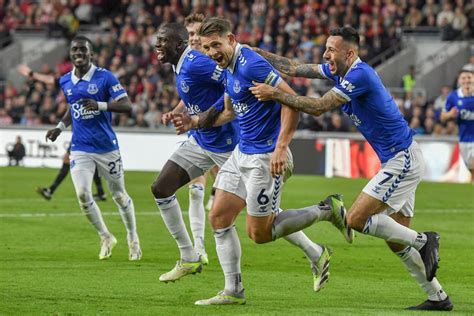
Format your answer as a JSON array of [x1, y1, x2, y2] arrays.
[[340, 56, 358, 77], [75, 63, 92, 78], [172, 47, 187, 66], [462, 87, 472, 96]]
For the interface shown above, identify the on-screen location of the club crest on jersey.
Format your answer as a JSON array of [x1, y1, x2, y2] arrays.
[[87, 83, 99, 94], [181, 80, 189, 93], [233, 80, 241, 93], [458, 100, 463, 106]]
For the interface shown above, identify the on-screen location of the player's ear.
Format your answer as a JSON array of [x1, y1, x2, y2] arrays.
[[227, 33, 236, 45]]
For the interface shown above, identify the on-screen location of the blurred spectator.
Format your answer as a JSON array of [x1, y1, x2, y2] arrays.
[[7, 136, 26, 166], [462, 55, 474, 72], [402, 65, 416, 94], [327, 112, 350, 132], [2, 0, 472, 134], [0, 108, 13, 125], [452, 6, 468, 39], [0, 23, 12, 48], [433, 86, 451, 112]]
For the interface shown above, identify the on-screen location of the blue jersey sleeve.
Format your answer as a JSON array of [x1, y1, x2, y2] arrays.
[[444, 92, 456, 112], [105, 71, 128, 101], [245, 58, 281, 87], [320, 63, 337, 82], [332, 68, 368, 102]]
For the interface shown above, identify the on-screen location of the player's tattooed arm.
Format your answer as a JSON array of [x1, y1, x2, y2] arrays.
[[196, 106, 222, 129], [196, 95, 235, 129], [253, 47, 325, 79], [172, 96, 235, 134], [250, 83, 346, 116]]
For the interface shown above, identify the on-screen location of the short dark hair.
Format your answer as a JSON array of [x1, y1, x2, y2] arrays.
[[159, 22, 189, 42], [329, 26, 360, 46], [184, 13, 205, 26], [71, 35, 94, 50], [197, 17, 232, 37], [459, 69, 473, 76]]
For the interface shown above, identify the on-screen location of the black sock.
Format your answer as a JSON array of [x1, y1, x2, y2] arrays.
[[211, 187, 216, 197], [50, 163, 70, 194], [93, 168, 104, 196]]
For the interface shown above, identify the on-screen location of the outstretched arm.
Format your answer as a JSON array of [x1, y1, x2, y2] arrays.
[[253, 47, 326, 79], [17, 64, 56, 85], [250, 83, 346, 116]]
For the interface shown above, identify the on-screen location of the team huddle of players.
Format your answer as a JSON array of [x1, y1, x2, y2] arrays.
[[34, 13, 473, 311]]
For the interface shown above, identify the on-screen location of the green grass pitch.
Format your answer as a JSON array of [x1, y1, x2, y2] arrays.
[[0, 166, 473, 315]]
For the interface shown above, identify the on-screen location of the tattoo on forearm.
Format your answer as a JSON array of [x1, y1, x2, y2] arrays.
[[294, 64, 326, 79], [197, 107, 220, 129], [274, 90, 344, 116], [257, 50, 299, 77]]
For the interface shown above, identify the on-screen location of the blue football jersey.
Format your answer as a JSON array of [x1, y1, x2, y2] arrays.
[[320, 59, 414, 163], [174, 46, 239, 153], [60, 64, 126, 153], [444, 88, 474, 142], [225, 44, 282, 154]]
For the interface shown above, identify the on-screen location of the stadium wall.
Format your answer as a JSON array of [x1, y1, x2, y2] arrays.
[[0, 127, 469, 183]]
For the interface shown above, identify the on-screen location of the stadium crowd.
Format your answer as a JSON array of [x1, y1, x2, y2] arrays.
[[0, 0, 472, 135]]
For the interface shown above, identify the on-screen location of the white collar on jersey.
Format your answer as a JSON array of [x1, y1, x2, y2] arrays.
[[173, 45, 192, 75], [228, 43, 243, 74], [71, 64, 97, 85], [341, 57, 362, 80], [457, 87, 474, 98]]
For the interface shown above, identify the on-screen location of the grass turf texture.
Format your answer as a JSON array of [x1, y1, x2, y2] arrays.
[[0, 166, 472, 315]]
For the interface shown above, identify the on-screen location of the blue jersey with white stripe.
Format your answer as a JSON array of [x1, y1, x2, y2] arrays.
[[174, 47, 238, 153], [225, 44, 282, 154], [444, 88, 474, 142], [320, 59, 414, 163], [60, 64, 126, 153]]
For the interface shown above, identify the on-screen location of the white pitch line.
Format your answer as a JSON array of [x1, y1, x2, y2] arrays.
[[0, 209, 470, 218]]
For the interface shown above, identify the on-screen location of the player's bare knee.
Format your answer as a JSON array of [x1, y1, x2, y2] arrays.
[[150, 180, 173, 198], [208, 209, 231, 229], [347, 211, 365, 232]]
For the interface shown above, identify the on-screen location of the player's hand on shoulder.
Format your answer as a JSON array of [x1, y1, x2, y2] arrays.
[[172, 112, 192, 135], [81, 99, 99, 111], [46, 128, 61, 142], [249, 81, 275, 102], [270, 146, 288, 178]]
